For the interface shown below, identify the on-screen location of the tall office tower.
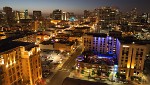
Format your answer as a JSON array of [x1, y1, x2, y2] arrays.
[[84, 10, 90, 19], [122, 8, 138, 23], [0, 41, 42, 85], [14, 11, 20, 23], [0, 11, 3, 24], [66, 12, 71, 20], [118, 43, 148, 80], [61, 12, 70, 21], [3, 6, 14, 25], [0, 11, 6, 25], [33, 11, 42, 20], [52, 9, 62, 20], [16, 10, 30, 20], [130, 8, 138, 22], [62, 12, 67, 20], [19, 12, 26, 19], [24, 9, 28, 19], [95, 7, 120, 32], [14, 11, 27, 23], [69, 12, 75, 18]]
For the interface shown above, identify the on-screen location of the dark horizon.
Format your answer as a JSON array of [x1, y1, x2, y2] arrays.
[[1, 0, 150, 15]]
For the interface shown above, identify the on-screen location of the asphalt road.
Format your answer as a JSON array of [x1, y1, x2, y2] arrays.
[[47, 46, 83, 85]]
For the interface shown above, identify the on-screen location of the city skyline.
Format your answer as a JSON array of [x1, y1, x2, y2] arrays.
[[0, 0, 150, 85], [1, 0, 150, 15]]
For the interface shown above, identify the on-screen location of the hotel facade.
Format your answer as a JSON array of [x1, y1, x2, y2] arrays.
[[82, 33, 149, 80], [83, 33, 120, 58], [118, 43, 147, 79]]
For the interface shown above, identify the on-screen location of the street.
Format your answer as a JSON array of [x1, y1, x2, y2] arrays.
[[46, 46, 83, 85]]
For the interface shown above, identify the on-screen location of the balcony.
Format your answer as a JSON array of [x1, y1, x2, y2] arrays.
[[0, 59, 4, 65]]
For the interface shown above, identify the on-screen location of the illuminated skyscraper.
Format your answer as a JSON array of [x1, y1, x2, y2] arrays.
[[0, 11, 6, 25], [84, 10, 90, 19], [24, 10, 28, 19], [33, 11, 42, 20], [95, 7, 120, 32], [14, 9, 31, 23], [52, 9, 62, 20], [3, 6, 14, 25], [62, 12, 67, 20]]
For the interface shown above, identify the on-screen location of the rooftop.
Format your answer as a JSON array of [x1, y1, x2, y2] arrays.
[[119, 36, 150, 44], [41, 39, 74, 46], [85, 33, 107, 37], [0, 41, 35, 53], [0, 31, 36, 43], [41, 39, 54, 45], [69, 34, 82, 37], [109, 30, 122, 33], [56, 40, 75, 46]]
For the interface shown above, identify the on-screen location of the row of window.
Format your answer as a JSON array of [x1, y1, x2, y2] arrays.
[[9, 72, 22, 84]]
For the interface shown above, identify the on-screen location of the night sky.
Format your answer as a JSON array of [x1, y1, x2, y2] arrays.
[[1, 0, 150, 15]]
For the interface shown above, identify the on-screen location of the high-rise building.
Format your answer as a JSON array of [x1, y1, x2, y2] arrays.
[[3, 6, 14, 25], [0, 41, 42, 85], [84, 10, 90, 19], [129, 8, 138, 22], [20, 12, 26, 19], [33, 11, 42, 20], [3, 6, 12, 15], [118, 43, 148, 79], [69, 12, 75, 18], [0, 11, 6, 25], [52, 9, 62, 20], [95, 7, 120, 32], [24, 9, 28, 19], [62, 12, 67, 21], [82, 33, 120, 57], [14, 11, 20, 23], [14, 10, 32, 24]]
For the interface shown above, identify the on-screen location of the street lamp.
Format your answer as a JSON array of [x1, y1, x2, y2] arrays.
[[67, 53, 70, 57]]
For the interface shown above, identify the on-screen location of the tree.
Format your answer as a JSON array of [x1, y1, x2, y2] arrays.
[[106, 72, 110, 77], [92, 70, 95, 75], [138, 77, 142, 82], [81, 69, 84, 74], [97, 69, 101, 76], [115, 72, 120, 78], [88, 73, 91, 78]]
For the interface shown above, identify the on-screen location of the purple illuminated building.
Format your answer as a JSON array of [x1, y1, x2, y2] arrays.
[[83, 33, 120, 59]]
